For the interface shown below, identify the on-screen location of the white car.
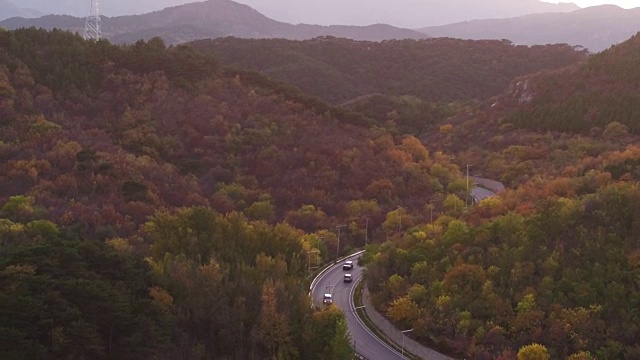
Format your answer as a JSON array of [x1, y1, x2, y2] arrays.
[[344, 274, 353, 283], [323, 293, 333, 305], [343, 260, 353, 270]]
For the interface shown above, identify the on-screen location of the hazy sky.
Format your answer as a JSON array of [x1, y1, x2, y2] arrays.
[[229, 0, 638, 28], [11, 0, 640, 26], [543, 0, 637, 7]]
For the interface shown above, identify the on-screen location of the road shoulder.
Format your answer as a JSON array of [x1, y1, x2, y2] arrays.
[[361, 286, 454, 360]]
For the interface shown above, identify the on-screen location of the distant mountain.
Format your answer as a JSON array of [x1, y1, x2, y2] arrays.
[[419, 5, 640, 53], [232, 0, 579, 28], [0, 15, 85, 34], [0, 0, 40, 21], [0, 0, 428, 44], [190, 36, 587, 104], [8, 0, 580, 27], [498, 32, 640, 134]]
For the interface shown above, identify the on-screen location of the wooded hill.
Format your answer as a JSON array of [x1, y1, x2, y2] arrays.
[[0, 28, 470, 359], [0, 29, 471, 238], [414, 32, 640, 189], [190, 37, 588, 104], [4, 25, 640, 360], [366, 95, 640, 357], [499, 32, 640, 134], [363, 29, 640, 360], [364, 154, 640, 359]]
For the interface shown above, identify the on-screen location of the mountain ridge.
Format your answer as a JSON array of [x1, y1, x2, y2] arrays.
[[8, 0, 581, 27], [0, 0, 429, 44], [418, 5, 640, 52], [231, 0, 580, 28], [0, 0, 41, 21]]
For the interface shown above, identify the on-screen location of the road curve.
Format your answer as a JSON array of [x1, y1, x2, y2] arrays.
[[471, 186, 497, 203], [311, 255, 409, 360], [470, 176, 505, 193], [470, 176, 505, 203]]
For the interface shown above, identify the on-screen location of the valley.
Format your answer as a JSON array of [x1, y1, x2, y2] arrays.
[[1, 1, 640, 359]]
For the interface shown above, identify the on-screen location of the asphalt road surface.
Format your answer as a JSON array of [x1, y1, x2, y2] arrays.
[[311, 255, 409, 360], [471, 186, 497, 203]]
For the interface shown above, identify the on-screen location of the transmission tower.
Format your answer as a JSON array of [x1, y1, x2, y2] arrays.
[[84, 0, 102, 41]]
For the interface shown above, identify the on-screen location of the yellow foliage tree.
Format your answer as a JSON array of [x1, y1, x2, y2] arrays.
[[401, 135, 429, 162], [382, 207, 414, 235], [387, 295, 420, 327], [517, 343, 550, 360]]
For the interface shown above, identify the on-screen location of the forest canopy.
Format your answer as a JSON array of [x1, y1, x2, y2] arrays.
[[3, 27, 640, 360], [504, 32, 640, 134], [190, 37, 588, 104]]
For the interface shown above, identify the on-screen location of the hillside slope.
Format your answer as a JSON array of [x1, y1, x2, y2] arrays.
[[499, 32, 640, 134], [0, 26, 466, 360], [361, 34, 640, 358], [0, 27, 472, 247], [418, 5, 640, 53], [190, 36, 588, 104], [415, 32, 640, 189]]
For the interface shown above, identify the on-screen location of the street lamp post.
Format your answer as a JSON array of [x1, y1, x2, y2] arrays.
[[430, 205, 433, 224], [401, 328, 413, 358], [426, 202, 434, 225], [353, 305, 365, 355], [306, 249, 319, 275], [308, 235, 324, 275], [336, 224, 346, 261], [365, 217, 369, 246], [466, 164, 471, 208]]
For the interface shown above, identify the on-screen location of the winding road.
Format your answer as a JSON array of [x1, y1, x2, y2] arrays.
[[311, 254, 409, 359], [309, 176, 504, 359]]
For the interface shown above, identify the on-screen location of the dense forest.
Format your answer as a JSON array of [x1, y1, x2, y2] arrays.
[[1, 202, 356, 359], [364, 32, 640, 359], [0, 28, 472, 242], [4, 26, 640, 360], [364, 147, 640, 359], [0, 28, 370, 359], [340, 94, 458, 136], [504, 32, 640, 134], [0, 28, 469, 358], [420, 34, 640, 187], [190, 37, 588, 104]]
